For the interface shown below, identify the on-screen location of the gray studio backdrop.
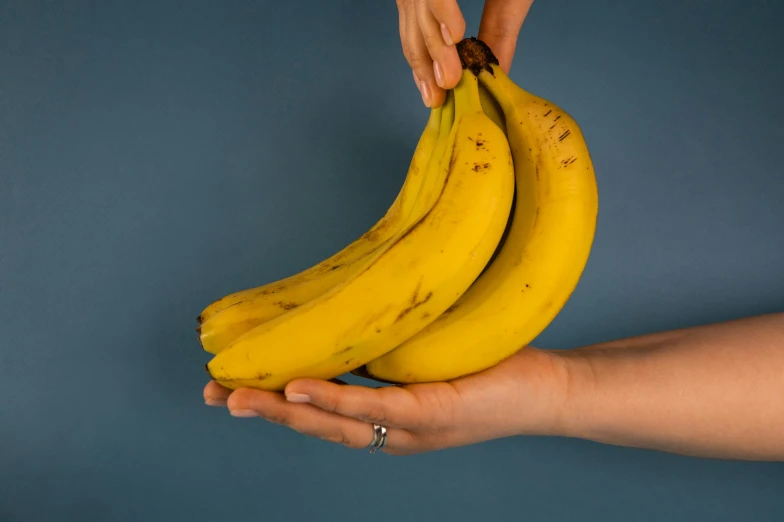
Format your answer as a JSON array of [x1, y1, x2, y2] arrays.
[[1, 1, 782, 521]]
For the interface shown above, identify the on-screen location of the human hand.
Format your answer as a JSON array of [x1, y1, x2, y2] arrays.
[[397, 0, 536, 107], [203, 346, 571, 455]]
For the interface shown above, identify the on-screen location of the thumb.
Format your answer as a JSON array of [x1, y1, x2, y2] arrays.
[[478, 0, 535, 73]]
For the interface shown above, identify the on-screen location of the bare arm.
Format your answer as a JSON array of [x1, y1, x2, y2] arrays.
[[205, 313, 784, 460], [559, 312, 784, 460]]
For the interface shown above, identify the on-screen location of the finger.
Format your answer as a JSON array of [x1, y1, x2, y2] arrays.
[[227, 387, 414, 452], [425, 0, 466, 46], [203, 380, 231, 406], [284, 379, 422, 427], [404, 4, 444, 107], [416, 0, 462, 90], [398, 0, 415, 85], [399, 0, 427, 99], [478, 0, 535, 72]]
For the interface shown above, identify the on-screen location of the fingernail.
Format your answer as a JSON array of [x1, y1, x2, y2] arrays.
[[286, 392, 311, 403], [205, 398, 226, 407], [440, 23, 453, 46], [420, 81, 432, 107], [229, 409, 258, 418], [433, 61, 444, 88]]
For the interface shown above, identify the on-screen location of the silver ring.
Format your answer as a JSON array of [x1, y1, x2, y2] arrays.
[[367, 423, 387, 454]]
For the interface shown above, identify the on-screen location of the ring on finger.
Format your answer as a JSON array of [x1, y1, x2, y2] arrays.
[[367, 423, 387, 454]]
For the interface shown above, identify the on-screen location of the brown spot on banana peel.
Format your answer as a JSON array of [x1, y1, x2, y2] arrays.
[[334, 346, 353, 355], [273, 300, 298, 310], [395, 291, 434, 322], [335, 133, 460, 331], [409, 278, 423, 306]]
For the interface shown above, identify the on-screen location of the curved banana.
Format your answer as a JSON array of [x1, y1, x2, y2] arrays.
[[196, 104, 443, 325], [363, 46, 599, 384], [198, 95, 456, 354], [206, 70, 515, 391]]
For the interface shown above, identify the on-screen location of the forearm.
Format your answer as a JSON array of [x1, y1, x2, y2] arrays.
[[556, 312, 784, 460]]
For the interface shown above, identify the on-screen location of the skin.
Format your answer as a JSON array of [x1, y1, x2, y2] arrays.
[[205, 312, 784, 459], [202, 3, 784, 460], [397, 0, 536, 107]]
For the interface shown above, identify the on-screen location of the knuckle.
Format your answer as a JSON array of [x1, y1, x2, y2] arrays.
[[422, 31, 442, 49], [320, 430, 358, 448], [337, 431, 359, 448], [401, 46, 412, 64], [264, 411, 290, 426], [322, 393, 342, 414], [406, 52, 428, 70], [363, 405, 388, 425]]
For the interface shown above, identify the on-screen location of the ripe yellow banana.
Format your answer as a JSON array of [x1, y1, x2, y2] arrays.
[[197, 87, 501, 355], [362, 41, 599, 383], [206, 70, 515, 391], [195, 103, 443, 326], [197, 95, 456, 354]]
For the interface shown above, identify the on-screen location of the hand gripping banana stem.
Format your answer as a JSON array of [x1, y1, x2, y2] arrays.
[[363, 39, 599, 384], [196, 104, 443, 325], [197, 96, 456, 354], [206, 70, 514, 391]]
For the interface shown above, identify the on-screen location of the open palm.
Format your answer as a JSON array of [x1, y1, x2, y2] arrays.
[[204, 346, 569, 455]]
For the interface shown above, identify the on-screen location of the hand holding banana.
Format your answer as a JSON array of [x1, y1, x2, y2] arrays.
[[198, 37, 599, 390], [397, 0, 536, 107]]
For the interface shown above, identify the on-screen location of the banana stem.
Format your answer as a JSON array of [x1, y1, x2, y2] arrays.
[[456, 37, 500, 77]]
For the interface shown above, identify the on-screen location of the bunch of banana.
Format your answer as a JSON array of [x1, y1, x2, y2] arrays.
[[203, 58, 516, 391], [199, 37, 598, 390]]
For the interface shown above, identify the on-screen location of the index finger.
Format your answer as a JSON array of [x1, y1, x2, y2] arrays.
[[284, 379, 422, 428]]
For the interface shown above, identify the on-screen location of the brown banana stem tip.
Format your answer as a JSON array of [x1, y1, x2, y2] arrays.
[[456, 37, 499, 76]]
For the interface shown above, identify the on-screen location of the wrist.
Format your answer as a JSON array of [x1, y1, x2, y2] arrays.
[[503, 347, 590, 438], [545, 348, 598, 440]]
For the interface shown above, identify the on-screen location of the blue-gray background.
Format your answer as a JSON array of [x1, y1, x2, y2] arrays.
[[1, 0, 783, 520]]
